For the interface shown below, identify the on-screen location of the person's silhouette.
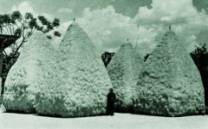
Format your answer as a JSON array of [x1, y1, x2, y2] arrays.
[[107, 88, 116, 115]]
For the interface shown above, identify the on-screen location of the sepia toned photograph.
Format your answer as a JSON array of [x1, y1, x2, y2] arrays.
[[0, 0, 208, 129]]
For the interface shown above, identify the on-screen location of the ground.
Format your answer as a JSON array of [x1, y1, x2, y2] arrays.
[[1, 113, 208, 129]]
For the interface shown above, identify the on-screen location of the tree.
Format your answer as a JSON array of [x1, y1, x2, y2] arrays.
[[54, 31, 61, 37], [101, 52, 115, 67], [191, 44, 208, 107], [0, 11, 61, 94]]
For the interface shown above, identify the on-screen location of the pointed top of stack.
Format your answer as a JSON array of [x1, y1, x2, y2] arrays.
[[120, 43, 133, 49], [119, 38, 133, 49], [162, 25, 177, 41], [73, 17, 76, 23], [59, 21, 95, 53], [167, 25, 176, 34], [66, 18, 80, 32], [66, 18, 78, 30], [169, 25, 172, 31]]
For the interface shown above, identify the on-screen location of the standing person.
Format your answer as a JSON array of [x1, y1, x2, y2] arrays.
[[107, 88, 116, 116], [0, 104, 6, 113]]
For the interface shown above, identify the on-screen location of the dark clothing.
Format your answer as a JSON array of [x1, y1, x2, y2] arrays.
[[107, 91, 116, 115]]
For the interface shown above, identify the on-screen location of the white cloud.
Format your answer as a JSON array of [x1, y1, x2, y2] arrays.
[[9, 0, 208, 55], [77, 6, 139, 52], [134, 0, 199, 25], [75, 0, 208, 55], [11, 1, 36, 15], [11, 1, 55, 21], [10, 1, 72, 50], [133, 0, 208, 53]]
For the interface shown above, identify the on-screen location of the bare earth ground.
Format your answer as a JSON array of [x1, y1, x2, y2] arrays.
[[1, 112, 208, 129]]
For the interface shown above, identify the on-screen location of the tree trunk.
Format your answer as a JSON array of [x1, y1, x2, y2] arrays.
[[0, 41, 4, 104]]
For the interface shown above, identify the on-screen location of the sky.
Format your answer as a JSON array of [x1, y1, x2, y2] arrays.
[[0, 0, 208, 55]]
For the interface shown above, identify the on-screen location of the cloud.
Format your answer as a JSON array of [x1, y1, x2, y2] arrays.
[[78, 6, 139, 52], [133, 0, 208, 53], [8, 0, 208, 55], [75, 0, 208, 55], [10, 1, 71, 49], [11, 1, 36, 15], [11, 1, 54, 20], [10, 1, 69, 32], [134, 0, 198, 25]]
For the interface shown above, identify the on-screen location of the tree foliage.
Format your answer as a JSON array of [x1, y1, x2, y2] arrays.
[[191, 44, 208, 106], [101, 52, 115, 67]]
